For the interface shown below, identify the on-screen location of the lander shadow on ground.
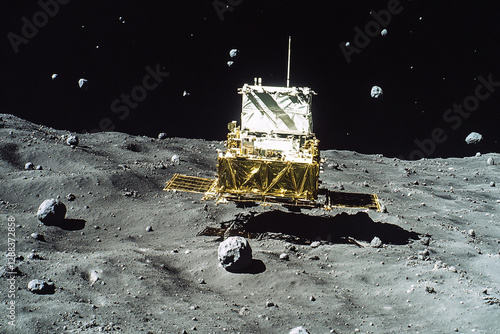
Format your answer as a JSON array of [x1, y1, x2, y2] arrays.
[[201, 211, 420, 245]]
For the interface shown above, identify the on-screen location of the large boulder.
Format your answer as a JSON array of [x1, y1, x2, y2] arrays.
[[37, 199, 67, 225], [218, 236, 252, 271]]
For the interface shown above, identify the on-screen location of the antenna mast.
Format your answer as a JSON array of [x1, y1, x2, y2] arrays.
[[286, 36, 291, 87]]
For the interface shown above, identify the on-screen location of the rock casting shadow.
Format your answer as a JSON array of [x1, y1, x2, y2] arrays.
[[226, 259, 266, 274], [52, 218, 86, 231], [241, 211, 420, 245]]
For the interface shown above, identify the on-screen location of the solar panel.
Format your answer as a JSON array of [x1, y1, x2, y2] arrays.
[[163, 174, 216, 194]]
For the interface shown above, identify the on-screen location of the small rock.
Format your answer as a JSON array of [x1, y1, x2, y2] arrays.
[[487, 157, 495, 165], [465, 132, 482, 144], [381, 28, 388, 36], [158, 132, 168, 140], [28, 279, 55, 294], [309, 295, 316, 301], [370, 236, 383, 248], [476, 152, 482, 157], [66, 193, 76, 201], [265, 300, 274, 307], [371, 85, 383, 99], [468, 229, 476, 237], [171, 155, 180, 165], [30, 232, 45, 241], [218, 236, 252, 272], [37, 199, 67, 225], [78, 78, 89, 90], [35, 165, 43, 170], [425, 286, 436, 293], [490, 181, 496, 187], [420, 237, 430, 246], [289, 327, 310, 334], [229, 49, 239, 58], [146, 226, 153, 232], [198, 278, 206, 284], [25, 162, 35, 170], [279, 253, 289, 261], [310, 241, 321, 248], [28, 252, 43, 260], [66, 135, 79, 146], [51, 73, 58, 80], [227, 61, 234, 67]]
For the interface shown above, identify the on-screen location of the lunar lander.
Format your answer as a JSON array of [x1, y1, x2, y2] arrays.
[[164, 39, 381, 211]]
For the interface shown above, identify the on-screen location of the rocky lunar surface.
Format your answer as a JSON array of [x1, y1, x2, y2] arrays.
[[0, 113, 499, 333]]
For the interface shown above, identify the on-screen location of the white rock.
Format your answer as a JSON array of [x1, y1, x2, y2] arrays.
[[381, 29, 388, 36], [465, 132, 482, 144], [78, 78, 89, 90], [171, 154, 180, 165], [158, 132, 168, 140], [51, 73, 58, 80], [25, 162, 35, 170], [371, 86, 383, 99], [487, 157, 495, 165], [227, 61, 234, 67], [218, 236, 252, 271], [289, 326, 310, 334], [370, 236, 383, 248], [28, 279, 55, 294], [310, 241, 321, 248], [229, 49, 239, 58], [66, 135, 79, 146]]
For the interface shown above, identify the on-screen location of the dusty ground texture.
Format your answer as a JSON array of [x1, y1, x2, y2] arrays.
[[1, 113, 499, 334]]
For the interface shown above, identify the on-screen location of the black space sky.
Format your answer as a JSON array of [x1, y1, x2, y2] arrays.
[[2, 1, 500, 160]]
